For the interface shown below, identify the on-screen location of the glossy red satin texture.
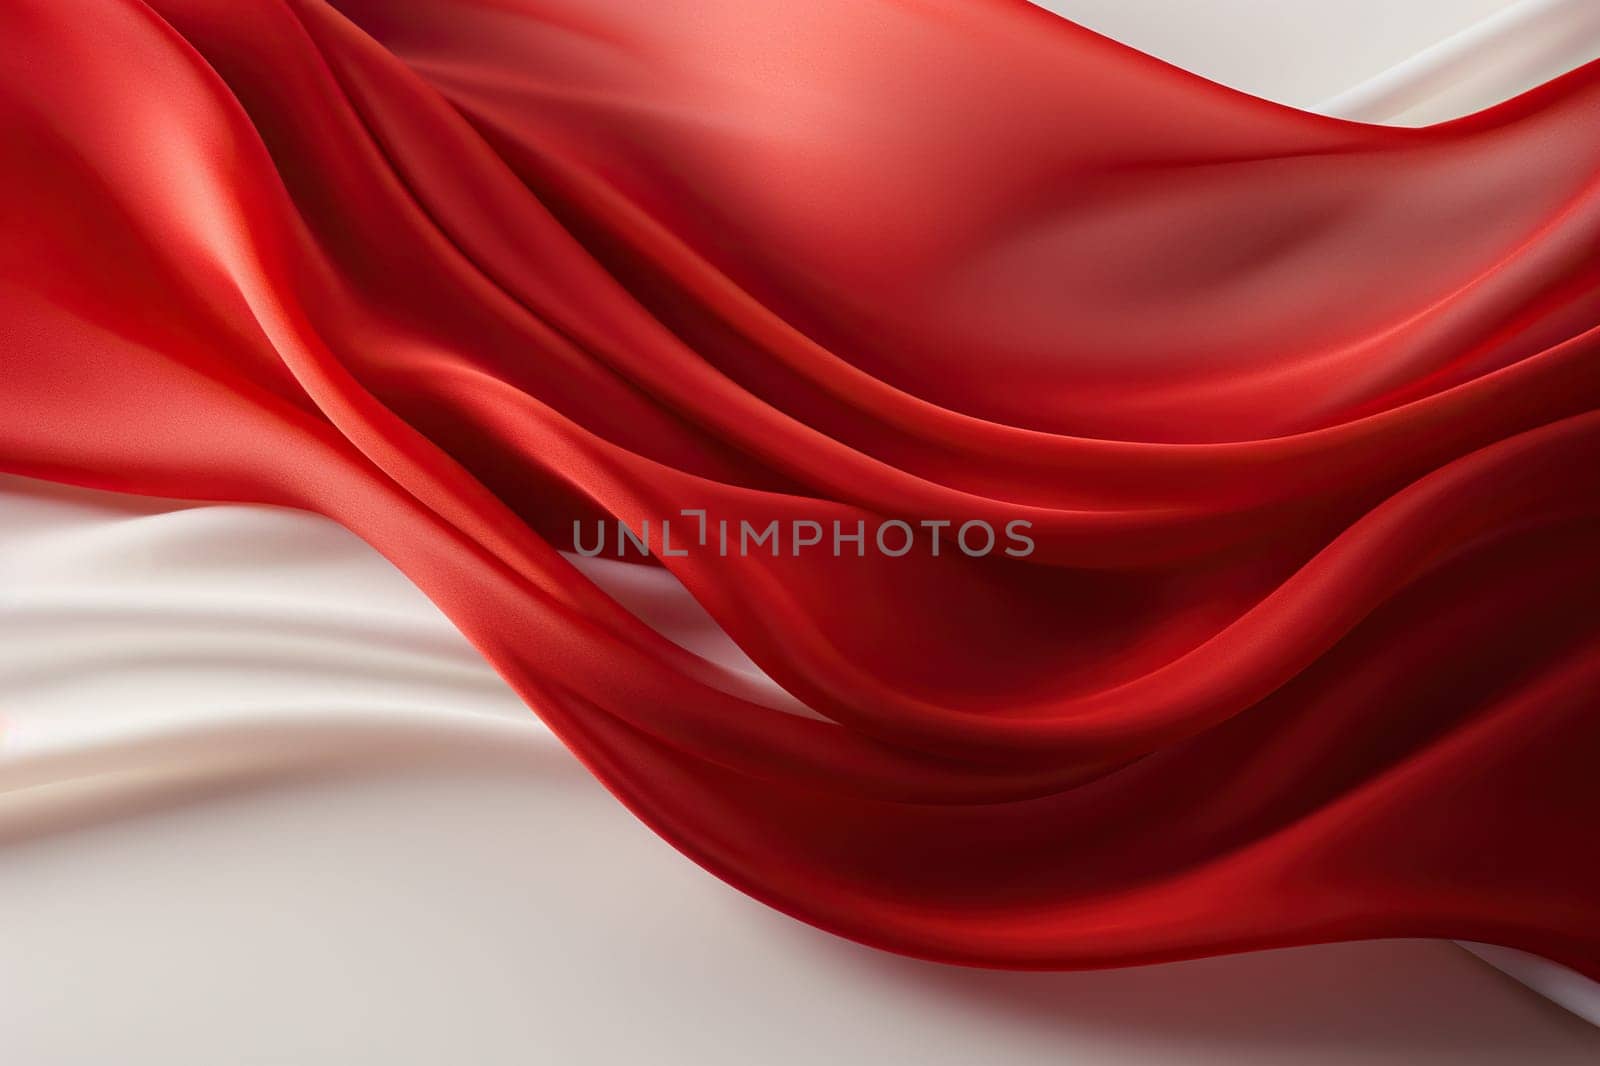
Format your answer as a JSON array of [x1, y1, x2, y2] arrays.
[[3, 0, 1599, 973]]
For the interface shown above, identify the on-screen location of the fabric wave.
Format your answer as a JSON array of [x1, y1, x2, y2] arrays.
[[2, 0, 1599, 977]]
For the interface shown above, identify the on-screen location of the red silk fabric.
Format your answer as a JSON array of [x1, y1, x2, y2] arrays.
[[3, 0, 1599, 973]]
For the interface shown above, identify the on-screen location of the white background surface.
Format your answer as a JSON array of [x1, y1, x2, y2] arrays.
[[1046, 0, 1511, 103]]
